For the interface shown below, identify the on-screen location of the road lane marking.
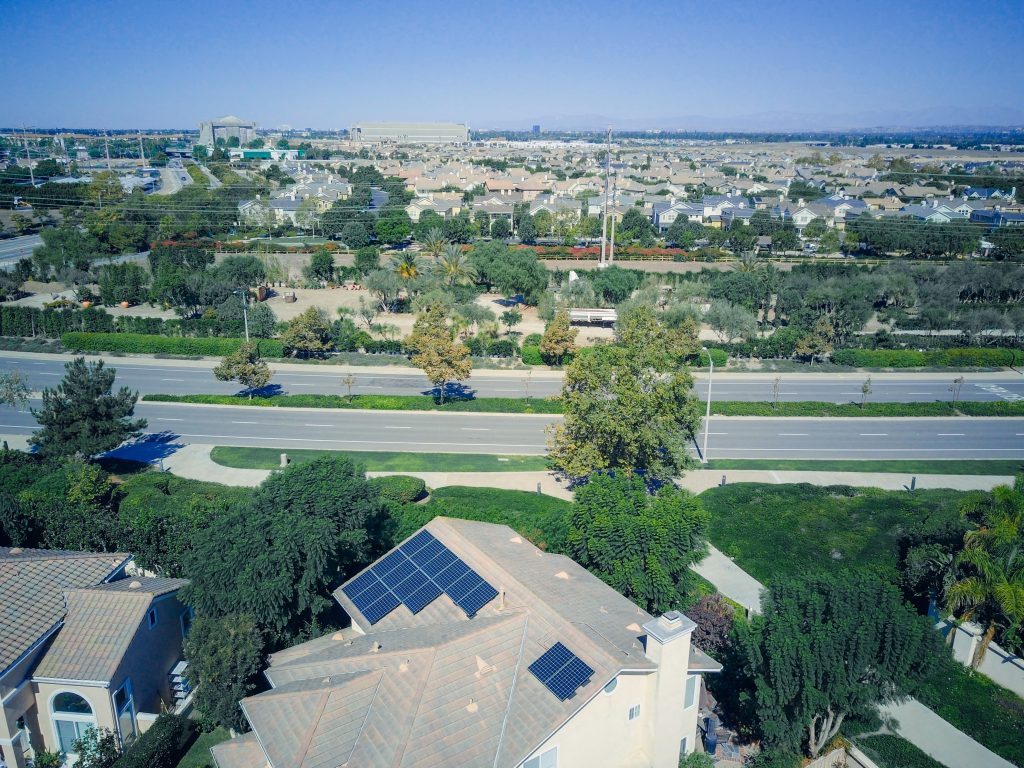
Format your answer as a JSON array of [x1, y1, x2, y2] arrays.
[[937, 433, 965, 436], [358, 385, 384, 388], [38, 372, 61, 376], [231, 421, 258, 424], [859, 433, 888, 436], [304, 424, 334, 428], [778, 433, 809, 436], [460, 428, 489, 431], [384, 426, 411, 429], [908, 392, 932, 395], [174, 432, 546, 449], [290, 382, 314, 386], [161, 378, 184, 382], [156, 418, 182, 421]]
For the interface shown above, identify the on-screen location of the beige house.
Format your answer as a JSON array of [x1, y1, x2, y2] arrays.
[[212, 517, 721, 768], [0, 547, 190, 767]]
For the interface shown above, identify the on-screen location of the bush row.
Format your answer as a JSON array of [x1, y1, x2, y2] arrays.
[[111, 713, 188, 768], [62, 332, 285, 358], [831, 347, 1021, 368], [143, 392, 565, 413], [0, 304, 261, 341], [370, 475, 428, 504]]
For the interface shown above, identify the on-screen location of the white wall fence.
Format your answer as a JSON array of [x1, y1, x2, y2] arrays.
[[937, 618, 1024, 697]]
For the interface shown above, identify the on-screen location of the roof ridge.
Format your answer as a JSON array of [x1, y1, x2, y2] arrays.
[[345, 669, 385, 766], [293, 689, 332, 767], [394, 646, 439, 767], [492, 613, 530, 768]]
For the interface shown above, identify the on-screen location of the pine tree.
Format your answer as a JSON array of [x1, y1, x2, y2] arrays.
[[214, 342, 272, 398], [30, 358, 145, 459]]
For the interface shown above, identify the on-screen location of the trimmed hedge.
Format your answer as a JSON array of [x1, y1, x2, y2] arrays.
[[144, 392, 565, 413], [0, 305, 115, 338], [521, 344, 543, 365], [111, 713, 188, 768], [832, 347, 1020, 368], [370, 475, 428, 504], [62, 332, 284, 358]]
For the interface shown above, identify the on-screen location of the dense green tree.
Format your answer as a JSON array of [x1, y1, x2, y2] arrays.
[[705, 300, 758, 343], [548, 344, 702, 480], [32, 226, 105, 275], [72, 727, 121, 768], [619, 207, 654, 241], [215, 255, 266, 289], [214, 342, 271, 397], [0, 369, 31, 410], [305, 249, 335, 282], [340, 221, 370, 249], [490, 217, 511, 239], [569, 473, 708, 613], [98, 263, 148, 306], [353, 246, 380, 275], [589, 265, 644, 305], [517, 213, 538, 244], [30, 358, 145, 459], [614, 305, 700, 368], [405, 305, 472, 403], [365, 268, 402, 312], [433, 243, 477, 287], [468, 241, 549, 303], [738, 571, 941, 757], [281, 307, 333, 358], [215, 296, 277, 338], [375, 209, 412, 245], [183, 613, 263, 731], [182, 456, 384, 635], [500, 308, 522, 333]]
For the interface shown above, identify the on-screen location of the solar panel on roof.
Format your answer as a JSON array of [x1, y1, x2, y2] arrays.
[[362, 592, 401, 624], [377, 556, 418, 589], [434, 559, 471, 590], [391, 571, 428, 603], [404, 581, 443, 614], [410, 537, 447, 564], [528, 642, 595, 701], [343, 569, 380, 600], [376, 549, 409, 575], [399, 530, 436, 556], [419, 548, 457, 579], [446, 571, 482, 603], [456, 581, 499, 618]]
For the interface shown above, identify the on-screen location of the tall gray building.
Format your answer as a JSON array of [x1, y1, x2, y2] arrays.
[[350, 122, 469, 144], [198, 115, 257, 148]]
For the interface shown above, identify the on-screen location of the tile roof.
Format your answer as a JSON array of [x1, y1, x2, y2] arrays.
[[222, 518, 673, 768], [33, 577, 187, 683], [211, 733, 268, 768], [0, 547, 130, 676]]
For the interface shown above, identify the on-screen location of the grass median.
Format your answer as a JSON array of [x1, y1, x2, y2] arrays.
[[144, 392, 1024, 418], [210, 446, 550, 472]]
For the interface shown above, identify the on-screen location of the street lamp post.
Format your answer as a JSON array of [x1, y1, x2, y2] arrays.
[[701, 346, 714, 463], [234, 289, 250, 342]]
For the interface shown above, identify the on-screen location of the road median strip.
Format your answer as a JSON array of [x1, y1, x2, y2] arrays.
[[143, 393, 1024, 418]]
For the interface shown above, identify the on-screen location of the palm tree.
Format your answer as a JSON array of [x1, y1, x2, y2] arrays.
[[735, 251, 762, 273], [421, 228, 446, 261], [433, 244, 477, 287], [945, 477, 1024, 668], [389, 252, 421, 281]]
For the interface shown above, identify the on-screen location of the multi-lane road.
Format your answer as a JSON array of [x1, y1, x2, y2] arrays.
[[1, 353, 1022, 403], [0, 234, 43, 270], [0, 401, 1021, 459]]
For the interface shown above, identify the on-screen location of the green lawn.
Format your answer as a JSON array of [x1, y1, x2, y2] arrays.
[[698, 483, 969, 585], [210, 446, 549, 472], [853, 734, 945, 768], [392, 486, 571, 553], [707, 459, 1024, 476], [175, 727, 230, 768], [914, 659, 1024, 767]]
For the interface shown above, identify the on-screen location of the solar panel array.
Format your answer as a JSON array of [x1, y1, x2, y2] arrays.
[[341, 530, 498, 625], [528, 642, 595, 701]]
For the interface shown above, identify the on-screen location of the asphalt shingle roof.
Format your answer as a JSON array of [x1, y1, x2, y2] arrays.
[[0, 547, 130, 675]]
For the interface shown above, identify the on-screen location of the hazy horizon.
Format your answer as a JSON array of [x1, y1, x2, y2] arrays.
[[3, 0, 1022, 132]]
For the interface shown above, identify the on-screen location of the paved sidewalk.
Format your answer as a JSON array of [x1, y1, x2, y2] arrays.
[[878, 699, 1015, 768], [678, 469, 1013, 493], [692, 545, 764, 614]]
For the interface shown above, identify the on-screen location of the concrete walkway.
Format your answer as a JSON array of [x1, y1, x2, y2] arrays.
[[878, 699, 1015, 768], [692, 544, 764, 614]]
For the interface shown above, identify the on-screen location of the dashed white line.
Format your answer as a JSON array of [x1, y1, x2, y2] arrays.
[[304, 424, 334, 428], [908, 392, 932, 395], [778, 433, 809, 436], [358, 385, 384, 389], [231, 421, 258, 424], [161, 378, 184, 382], [460, 428, 489, 431], [859, 433, 888, 436], [384, 426, 411, 429], [156, 418, 182, 421], [937, 433, 965, 436], [38, 372, 61, 376]]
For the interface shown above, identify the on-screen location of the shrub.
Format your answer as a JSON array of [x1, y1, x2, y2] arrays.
[[523, 333, 542, 345], [486, 338, 519, 358], [521, 344, 543, 365], [831, 347, 1018, 368], [370, 475, 427, 504], [111, 713, 188, 768], [687, 347, 728, 367], [61, 333, 284, 358]]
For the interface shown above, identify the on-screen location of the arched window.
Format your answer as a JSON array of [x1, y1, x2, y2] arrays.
[[50, 691, 96, 754]]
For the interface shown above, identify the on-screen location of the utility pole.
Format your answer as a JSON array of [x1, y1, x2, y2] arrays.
[[21, 126, 35, 186], [103, 133, 112, 171], [599, 126, 611, 267], [138, 131, 146, 166], [608, 170, 617, 264]]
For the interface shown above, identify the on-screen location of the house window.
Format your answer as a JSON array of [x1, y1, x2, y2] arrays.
[[680, 736, 689, 755], [113, 679, 136, 746], [685, 675, 699, 709], [523, 746, 557, 768], [51, 691, 96, 755], [602, 677, 618, 695], [628, 704, 641, 721], [147, 607, 158, 629]]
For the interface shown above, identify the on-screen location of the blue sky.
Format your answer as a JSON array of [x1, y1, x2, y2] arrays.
[[3, 0, 1022, 130]]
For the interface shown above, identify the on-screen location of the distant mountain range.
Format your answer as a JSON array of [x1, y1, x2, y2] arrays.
[[478, 106, 1024, 133]]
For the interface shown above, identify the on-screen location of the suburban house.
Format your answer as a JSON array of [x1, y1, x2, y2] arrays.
[[211, 517, 721, 768], [651, 200, 703, 233], [0, 547, 191, 768]]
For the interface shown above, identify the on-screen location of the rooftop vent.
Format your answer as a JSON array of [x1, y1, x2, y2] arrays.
[[128, 580, 142, 589]]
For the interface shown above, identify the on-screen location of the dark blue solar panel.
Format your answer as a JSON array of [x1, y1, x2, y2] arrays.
[[343, 570, 380, 599], [347, 576, 390, 612], [528, 642, 594, 701], [404, 581, 443, 614], [377, 557, 418, 589], [455, 580, 498, 617], [434, 559, 471, 590], [377, 549, 409, 575], [446, 571, 481, 603], [419, 548, 458, 579], [391, 571, 428, 603], [362, 592, 400, 624], [399, 530, 436, 556], [409, 537, 447, 564]]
